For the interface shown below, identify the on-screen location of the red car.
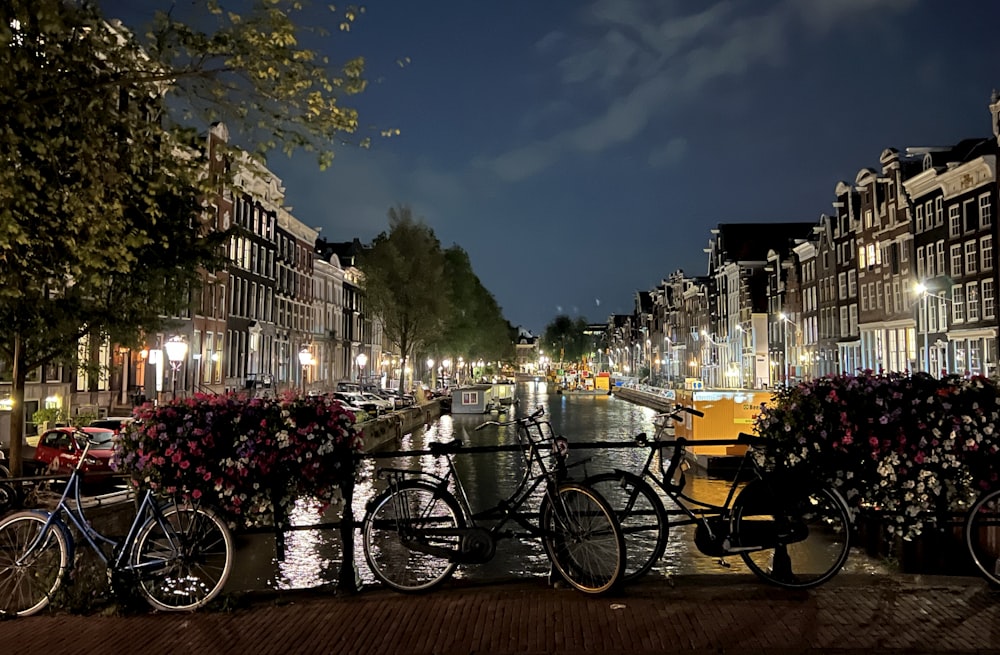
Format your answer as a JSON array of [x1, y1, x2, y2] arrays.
[[32, 426, 117, 481]]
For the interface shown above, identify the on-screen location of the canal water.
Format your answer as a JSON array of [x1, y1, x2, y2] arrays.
[[227, 381, 887, 592]]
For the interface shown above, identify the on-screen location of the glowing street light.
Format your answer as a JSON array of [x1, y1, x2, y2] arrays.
[[164, 336, 188, 400], [298, 346, 313, 394]]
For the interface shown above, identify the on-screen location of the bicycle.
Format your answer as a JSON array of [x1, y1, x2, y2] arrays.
[[361, 405, 626, 594], [964, 487, 1000, 585], [0, 430, 234, 616], [583, 404, 852, 589]]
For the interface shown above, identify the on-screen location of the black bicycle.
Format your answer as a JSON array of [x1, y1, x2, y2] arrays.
[[361, 406, 626, 594], [583, 404, 852, 588]]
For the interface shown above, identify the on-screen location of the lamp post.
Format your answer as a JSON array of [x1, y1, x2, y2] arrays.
[[915, 282, 930, 374], [779, 313, 800, 386], [164, 336, 188, 401], [356, 352, 368, 383], [298, 346, 312, 395]]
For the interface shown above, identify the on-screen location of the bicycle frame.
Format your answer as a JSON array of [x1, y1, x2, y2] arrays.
[[625, 419, 766, 547], [377, 409, 573, 545]]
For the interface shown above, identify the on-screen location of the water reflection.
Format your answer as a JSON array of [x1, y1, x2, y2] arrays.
[[225, 382, 887, 592]]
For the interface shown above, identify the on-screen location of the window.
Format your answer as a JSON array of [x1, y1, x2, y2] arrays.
[[937, 240, 945, 276], [893, 281, 902, 313], [951, 244, 963, 277], [858, 245, 866, 269], [876, 281, 883, 309], [953, 285, 965, 322], [915, 204, 924, 232], [965, 199, 977, 233], [968, 282, 980, 322], [838, 272, 848, 298], [938, 296, 948, 332], [848, 270, 857, 297], [950, 205, 961, 237], [980, 193, 992, 229], [935, 197, 943, 226], [915, 246, 924, 279], [966, 241, 977, 274], [865, 209, 873, 229], [925, 246, 935, 278], [982, 235, 993, 271], [984, 279, 995, 319], [861, 284, 868, 311]]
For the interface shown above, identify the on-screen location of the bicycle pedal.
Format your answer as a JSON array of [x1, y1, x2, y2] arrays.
[[716, 558, 731, 568]]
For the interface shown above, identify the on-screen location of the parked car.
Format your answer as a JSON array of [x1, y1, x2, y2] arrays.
[[32, 426, 117, 482], [331, 392, 380, 417], [359, 392, 394, 414], [89, 416, 135, 435], [380, 388, 415, 408]]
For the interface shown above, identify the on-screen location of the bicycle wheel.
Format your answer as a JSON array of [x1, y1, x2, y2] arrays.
[[540, 482, 625, 594], [131, 503, 234, 611], [0, 511, 70, 616], [965, 489, 1000, 586], [733, 478, 851, 589], [362, 481, 464, 593], [584, 471, 667, 583]]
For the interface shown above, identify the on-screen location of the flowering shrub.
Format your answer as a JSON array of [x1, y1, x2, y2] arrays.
[[112, 392, 363, 527], [754, 372, 1000, 540]]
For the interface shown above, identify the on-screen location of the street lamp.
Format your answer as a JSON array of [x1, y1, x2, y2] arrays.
[[298, 346, 312, 395], [915, 282, 930, 374], [356, 352, 368, 383], [426, 358, 435, 387], [779, 313, 800, 386], [164, 336, 188, 400]]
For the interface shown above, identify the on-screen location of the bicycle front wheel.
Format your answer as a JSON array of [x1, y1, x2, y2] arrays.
[[0, 511, 70, 616], [584, 471, 667, 583], [363, 481, 464, 593], [965, 489, 1000, 586], [540, 482, 625, 594], [733, 479, 851, 589], [131, 503, 234, 611]]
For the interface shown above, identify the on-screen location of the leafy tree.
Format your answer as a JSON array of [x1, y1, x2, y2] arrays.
[[359, 206, 449, 381], [542, 315, 591, 365], [1, 0, 370, 472], [433, 246, 514, 367]]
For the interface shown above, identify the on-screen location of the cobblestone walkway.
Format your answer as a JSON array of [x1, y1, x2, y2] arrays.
[[1, 574, 999, 655]]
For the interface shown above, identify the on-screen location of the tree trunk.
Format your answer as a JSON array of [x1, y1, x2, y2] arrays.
[[9, 332, 25, 477]]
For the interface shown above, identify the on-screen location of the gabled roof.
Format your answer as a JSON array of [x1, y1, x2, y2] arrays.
[[711, 222, 815, 269]]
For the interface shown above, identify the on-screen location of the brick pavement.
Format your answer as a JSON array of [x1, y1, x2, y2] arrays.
[[1, 573, 999, 655]]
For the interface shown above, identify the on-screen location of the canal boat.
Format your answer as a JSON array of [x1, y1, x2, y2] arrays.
[[450, 384, 500, 414]]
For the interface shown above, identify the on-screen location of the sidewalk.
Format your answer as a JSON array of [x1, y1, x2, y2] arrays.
[[3, 573, 999, 655]]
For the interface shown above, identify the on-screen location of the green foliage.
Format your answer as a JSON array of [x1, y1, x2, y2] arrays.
[[755, 372, 1000, 539], [360, 206, 449, 365], [541, 315, 591, 364], [435, 246, 514, 363]]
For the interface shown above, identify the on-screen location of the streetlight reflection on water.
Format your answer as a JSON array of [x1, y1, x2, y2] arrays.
[[228, 382, 887, 593]]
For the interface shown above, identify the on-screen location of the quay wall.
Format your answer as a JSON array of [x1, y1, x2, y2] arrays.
[[361, 400, 443, 452]]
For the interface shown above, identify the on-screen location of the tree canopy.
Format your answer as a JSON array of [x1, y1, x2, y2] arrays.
[[359, 206, 449, 370], [541, 315, 592, 365]]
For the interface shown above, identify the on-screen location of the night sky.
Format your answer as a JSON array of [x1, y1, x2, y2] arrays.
[[99, 0, 1000, 333]]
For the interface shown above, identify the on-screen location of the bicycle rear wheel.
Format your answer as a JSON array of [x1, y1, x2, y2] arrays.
[[540, 482, 625, 594], [0, 511, 70, 616], [131, 503, 234, 611], [965, 488, 1000, 586], [363, 481, 464, 593], [733, 479, 851, 589], [584, 471, 667, 583]]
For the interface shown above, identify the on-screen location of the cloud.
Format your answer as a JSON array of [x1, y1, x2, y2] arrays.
[[477, 0, 916, 180], [648, 137, 688, 168]]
